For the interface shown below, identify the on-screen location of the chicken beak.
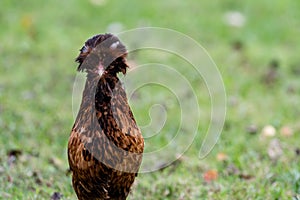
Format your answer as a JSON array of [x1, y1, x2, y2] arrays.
[[97, 62, 105, 76]]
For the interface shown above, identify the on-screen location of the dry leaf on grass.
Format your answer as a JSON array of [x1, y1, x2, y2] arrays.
[[262, 125, 276, 137], [50, 192, 63, 200], [224, 11, 246, 27], [216, 152, 228, 162], [246, 124, 258, 135], [280, 126, 293, 137], [7, 149, 22, 166], [203, 170, 218, 182], [268, 139, 283, 161]]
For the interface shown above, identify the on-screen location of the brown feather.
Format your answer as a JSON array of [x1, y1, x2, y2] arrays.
[[68, 34, 144, 200]]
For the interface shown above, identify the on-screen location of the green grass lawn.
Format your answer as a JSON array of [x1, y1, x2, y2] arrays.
[[1, 0, 300, 199]]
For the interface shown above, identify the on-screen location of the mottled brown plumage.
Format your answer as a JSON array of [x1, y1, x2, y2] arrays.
[[68, 34, 144, 200]]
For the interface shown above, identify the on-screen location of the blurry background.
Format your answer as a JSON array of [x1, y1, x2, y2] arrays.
[[0, 0, 300, 199]]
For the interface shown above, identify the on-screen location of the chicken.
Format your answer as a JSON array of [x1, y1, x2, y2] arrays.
[[68, 33, 144, 200]]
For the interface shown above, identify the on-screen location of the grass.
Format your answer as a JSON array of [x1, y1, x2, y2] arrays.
[[1, 0, 300, 199]]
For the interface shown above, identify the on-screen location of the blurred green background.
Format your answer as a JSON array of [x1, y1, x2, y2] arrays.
[[0, 0, 300, 199]]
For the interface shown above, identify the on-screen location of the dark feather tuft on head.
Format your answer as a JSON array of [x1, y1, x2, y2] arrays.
[[75, 33, 128, 75]]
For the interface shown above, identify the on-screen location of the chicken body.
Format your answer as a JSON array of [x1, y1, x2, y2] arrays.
[[68, 34, 144, 200]]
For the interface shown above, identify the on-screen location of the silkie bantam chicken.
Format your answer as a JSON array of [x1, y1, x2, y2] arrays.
[[68, 34, 144, 200]]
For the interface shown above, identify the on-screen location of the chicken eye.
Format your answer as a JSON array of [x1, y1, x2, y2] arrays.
[[109, 41, 119, 50], [80, 46, 89, 53]]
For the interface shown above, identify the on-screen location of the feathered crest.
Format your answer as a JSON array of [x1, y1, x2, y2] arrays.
[[76, 33, 128, 75]]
